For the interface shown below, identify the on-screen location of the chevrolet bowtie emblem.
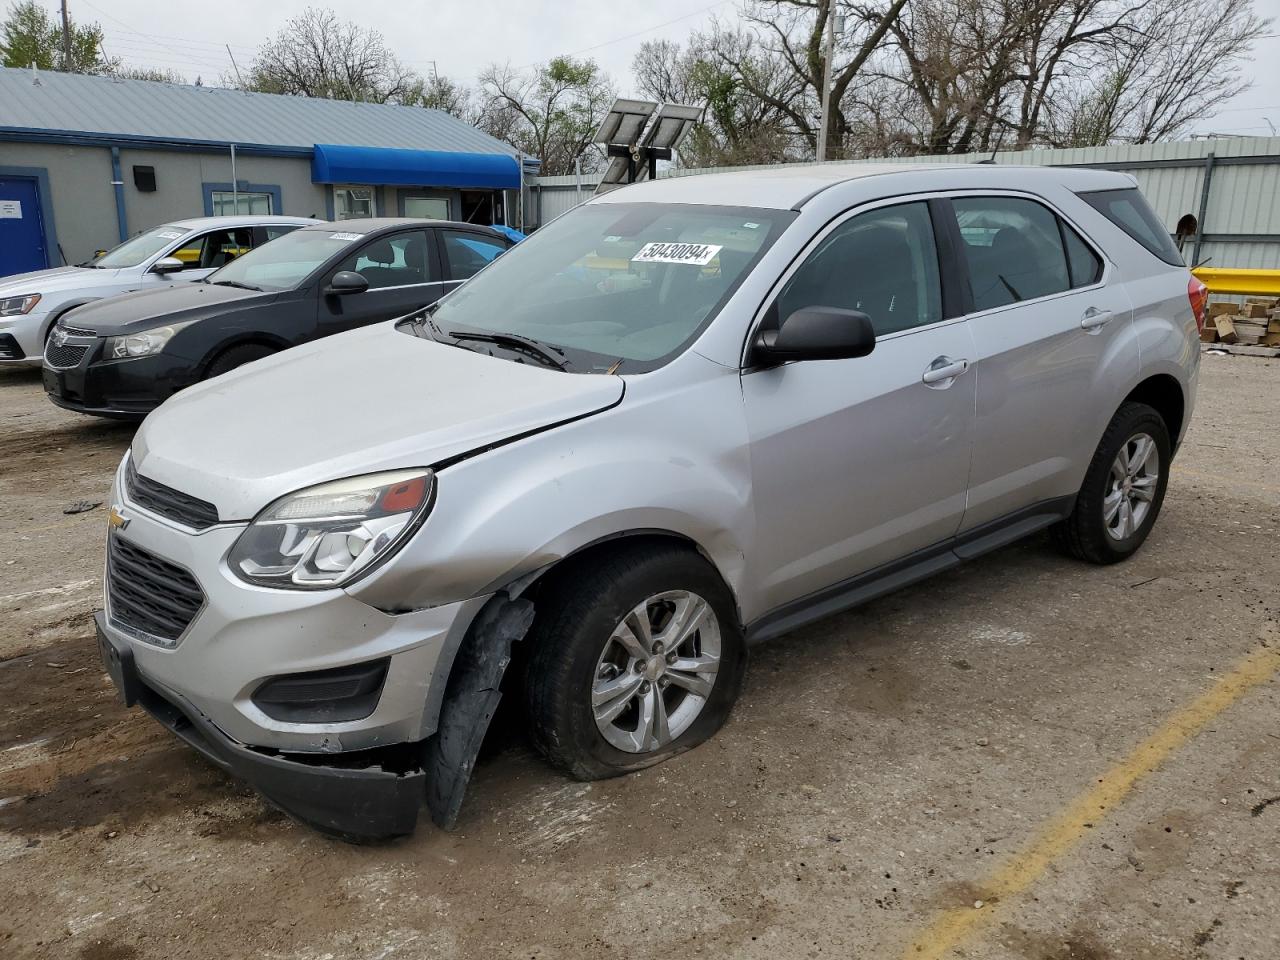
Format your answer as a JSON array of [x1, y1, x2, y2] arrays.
[[51, 328, 69, 347], [107, 506, 130, 530]]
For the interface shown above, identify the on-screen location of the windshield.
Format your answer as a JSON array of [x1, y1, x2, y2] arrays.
[[92, 225, 190, 268], [424, 203, 793, 372], [206, 228, 367, 292]]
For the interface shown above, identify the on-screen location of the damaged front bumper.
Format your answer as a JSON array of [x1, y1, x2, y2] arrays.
[[97, 591, 537, 841], [98, 612, 426, 839]]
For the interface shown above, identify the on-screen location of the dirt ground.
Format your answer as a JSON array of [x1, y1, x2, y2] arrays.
[[1, 353, 1278, 960]]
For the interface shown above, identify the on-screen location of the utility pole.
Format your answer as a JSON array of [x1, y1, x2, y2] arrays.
[[816, 5, 844, 163], [60, 0, 72, 72]]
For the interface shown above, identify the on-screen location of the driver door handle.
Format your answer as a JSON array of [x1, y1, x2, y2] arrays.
[[1080, 307, 1114, 330], [922, 356, 969, 385]]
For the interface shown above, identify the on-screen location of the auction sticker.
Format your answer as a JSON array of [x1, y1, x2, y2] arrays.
[[631, 242, 722, 266], [329, 232, 363, 242], [157, 230, 184, 240]]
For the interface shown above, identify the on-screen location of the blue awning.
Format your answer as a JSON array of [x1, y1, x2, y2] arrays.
[[311, 143, 521, 189]]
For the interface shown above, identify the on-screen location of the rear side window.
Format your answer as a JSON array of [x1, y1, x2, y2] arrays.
[[1061, 221, 1103, 287], [1079, 188, 1183, 266], [953, 197, 1070, 310], [440, 231, 508, 281]]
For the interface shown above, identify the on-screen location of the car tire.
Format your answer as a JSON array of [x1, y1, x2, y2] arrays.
[[1054, 401, 1171, 565], [204, 344, 275, 379], [524, 543, 746, 781]]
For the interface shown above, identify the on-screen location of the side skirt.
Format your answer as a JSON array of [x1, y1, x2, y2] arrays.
[[744, 497, 1075, 645]]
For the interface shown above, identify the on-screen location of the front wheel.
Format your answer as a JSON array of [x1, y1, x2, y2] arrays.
[[1054, 401, 1171, 564], [204, 343, 275, 379], [524, 545, 746, 780]]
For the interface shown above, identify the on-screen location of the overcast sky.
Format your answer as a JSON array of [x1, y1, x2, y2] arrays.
[[76, 0, 1280, 140]]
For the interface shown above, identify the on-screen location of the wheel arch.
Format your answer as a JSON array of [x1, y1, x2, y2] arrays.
[[1122, 373, 1185, 448], [198, 333, 291, 377]]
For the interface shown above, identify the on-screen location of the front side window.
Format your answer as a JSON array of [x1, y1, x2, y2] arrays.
[[170, 228, 253, 270], [440, 230, 508, 280], [954, 196, 1070, 310], [211, 191, 272, 216], [421, 203, 793, 372], [334, 231, 435, 289], [334, 186, 375, 220], [205, 228, 370, 292], [91, 224, 190, 269], [775, 201, 942, 336]]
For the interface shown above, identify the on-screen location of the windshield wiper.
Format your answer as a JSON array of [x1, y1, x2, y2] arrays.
[[446, 330, 569, 371], [209, 279, 262, 291]]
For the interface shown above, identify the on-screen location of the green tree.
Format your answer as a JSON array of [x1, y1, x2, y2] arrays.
[[476, 56, 617, 175], [0, 0, 111, 72]]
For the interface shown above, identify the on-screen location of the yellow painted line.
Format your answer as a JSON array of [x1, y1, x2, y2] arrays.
[[903, 640, 1280, 960]]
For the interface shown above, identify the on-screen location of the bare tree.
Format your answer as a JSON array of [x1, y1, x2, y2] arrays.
[[475, 56, 617, 175], [243, 7, 421, 103]]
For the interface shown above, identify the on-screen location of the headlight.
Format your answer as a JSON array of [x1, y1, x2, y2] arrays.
[[0, 294, 41, 316], [228, 469, 435, 590], [104, 321, 194, 359]]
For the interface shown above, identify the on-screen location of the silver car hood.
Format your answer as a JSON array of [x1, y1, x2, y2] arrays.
[[131, 323, 625, 521], [0, 265, 123, 294]]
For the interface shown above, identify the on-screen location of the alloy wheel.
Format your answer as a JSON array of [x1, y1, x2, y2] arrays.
[[591, 590, 722, 753], [1104, 431, 1159, 541]]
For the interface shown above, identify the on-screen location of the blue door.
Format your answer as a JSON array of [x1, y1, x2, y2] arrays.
[[0, 178, 48, 277]]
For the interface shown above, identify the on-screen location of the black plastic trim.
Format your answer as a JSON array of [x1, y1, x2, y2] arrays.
[[96, 612, 424, 841], [746, 496, 1075, 645], [928, 196, 972, 319], [252, 658, 390, 723]]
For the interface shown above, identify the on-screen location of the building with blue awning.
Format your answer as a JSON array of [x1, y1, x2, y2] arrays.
[[0, 66, 536, 272]]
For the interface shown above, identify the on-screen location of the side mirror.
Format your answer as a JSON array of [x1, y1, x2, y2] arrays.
[[151, 256, 185, 274], [752, 307, 877, 365], [325, 270, 369, 296]]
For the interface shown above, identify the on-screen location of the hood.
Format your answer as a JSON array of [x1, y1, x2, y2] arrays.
[[0, 264, 115, 295], [61, 282, 271, 333], [132, 323, 625, 521]]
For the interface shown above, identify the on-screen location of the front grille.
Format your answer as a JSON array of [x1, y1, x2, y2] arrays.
[[125, 458, 220, 530], [44, 341, 89, 368], [107, 535, 205, 646], [57, 323, 97, 337], [0, 334, 24, 360]]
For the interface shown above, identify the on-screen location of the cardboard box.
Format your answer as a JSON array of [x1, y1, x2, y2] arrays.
[[1214, 315, 1238, 344]]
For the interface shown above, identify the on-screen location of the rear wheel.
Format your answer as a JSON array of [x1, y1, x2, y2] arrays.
[[1054, 401, 1171, 564], [524, 544, 745, 780], [204, 343, 275, 379]]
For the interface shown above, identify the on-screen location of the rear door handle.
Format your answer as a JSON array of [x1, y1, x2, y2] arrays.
[[922, 356, 970, 385], [1080, 307, 1114, 330]]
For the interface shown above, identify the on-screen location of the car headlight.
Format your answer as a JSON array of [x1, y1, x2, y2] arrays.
[[0, 294, 41, 316], [228, 469, 435, 589], [104, 321, 194, 359]]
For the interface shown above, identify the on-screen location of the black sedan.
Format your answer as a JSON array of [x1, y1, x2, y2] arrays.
[[43, 218, 513, 419]]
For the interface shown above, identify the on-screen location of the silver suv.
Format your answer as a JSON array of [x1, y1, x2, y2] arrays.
[[96, 164, 1202, 840]]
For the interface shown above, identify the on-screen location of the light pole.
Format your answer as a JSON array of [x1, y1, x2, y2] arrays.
[[816, 6, 845, 163]]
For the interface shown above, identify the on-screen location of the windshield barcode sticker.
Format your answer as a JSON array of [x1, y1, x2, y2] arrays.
[[157, 230, 184, 240], [631, 242, 722, 266], [329, 232, 363, 241]]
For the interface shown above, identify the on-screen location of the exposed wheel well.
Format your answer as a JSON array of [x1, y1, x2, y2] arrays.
[[514, 531, 740, 625], [1124, 375, 1185, 445]]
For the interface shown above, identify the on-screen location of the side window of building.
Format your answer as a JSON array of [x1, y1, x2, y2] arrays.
[[170, 228, 253, 270], [440, 231, 509, 281], [953, 197, 1071, 311], [335, 231, 435, 289], [774, 201, 942, 336]]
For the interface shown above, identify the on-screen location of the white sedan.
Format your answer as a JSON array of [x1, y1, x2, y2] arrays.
[[0, 214, 318, 365]]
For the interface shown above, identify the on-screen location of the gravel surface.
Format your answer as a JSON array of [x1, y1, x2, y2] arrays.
[[1, 354, 1277, 960]]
